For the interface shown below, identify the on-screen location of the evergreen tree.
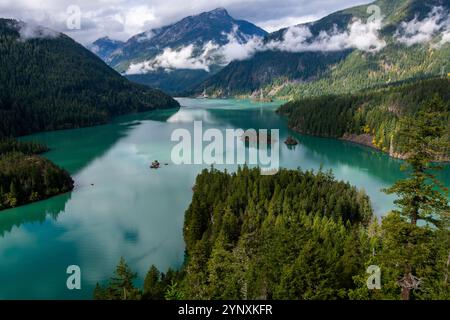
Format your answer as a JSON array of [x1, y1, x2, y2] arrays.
[[94, 257, 141, 300], [143, 265, 164, 300], [382, 96, 450, 300]]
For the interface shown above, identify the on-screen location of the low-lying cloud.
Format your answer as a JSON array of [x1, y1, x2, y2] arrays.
[[126, 41, 219, 73], [125, 26, 265, 74], [125, 18, 385, 75], [267, 18, 386, 52], [395, 6, 450, 46], [15, 22, 61, 40]]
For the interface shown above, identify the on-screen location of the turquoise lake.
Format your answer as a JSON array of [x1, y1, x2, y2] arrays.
[[0, 98, 449, 299]]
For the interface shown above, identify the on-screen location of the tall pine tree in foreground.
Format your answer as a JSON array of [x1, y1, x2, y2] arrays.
[[381, 96, 449, 300], [94, 257, 140, 300]]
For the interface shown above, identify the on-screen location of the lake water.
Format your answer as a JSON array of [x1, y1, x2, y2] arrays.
[[0, 98, 449, 299]]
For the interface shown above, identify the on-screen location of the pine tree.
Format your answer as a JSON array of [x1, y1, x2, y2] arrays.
[[109, 257, 140, 300], [164, 281, 184, 300], [383, 96, 450, 300], [143, 265, 163, 300]]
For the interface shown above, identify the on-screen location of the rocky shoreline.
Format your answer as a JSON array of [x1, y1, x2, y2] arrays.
[[340, 133, 449, 162], [287, 129, 449, 162]]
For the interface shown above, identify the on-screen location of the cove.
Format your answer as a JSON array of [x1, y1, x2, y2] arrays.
[[0, 98, 449, 299]]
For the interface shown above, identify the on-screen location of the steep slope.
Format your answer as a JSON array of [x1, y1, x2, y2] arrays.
[[88, 36, 125, 63], [0, 19, 179, 137], [90, 8, 268, 94], [196, 50, 351, 96], [277, 77, 450, 158], [195, 0, 450, 98]]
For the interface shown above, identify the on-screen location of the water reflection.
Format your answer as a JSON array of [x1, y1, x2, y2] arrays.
[[0, 193, 72, 237], [0, 99, 448, 300]]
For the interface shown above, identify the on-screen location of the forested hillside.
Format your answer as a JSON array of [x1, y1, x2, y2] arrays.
[[195, 50, 351, 96], [278, 78, 450, 157], [0, 19, 180, 210], [95, 162, 449, 300], [0, 139, 73, 210], [0, 19, 179, 137], [194, 0, 450, 98], [95, 167, 374, 299]]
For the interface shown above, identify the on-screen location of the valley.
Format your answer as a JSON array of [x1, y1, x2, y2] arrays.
[[2, 98, 448, 299]]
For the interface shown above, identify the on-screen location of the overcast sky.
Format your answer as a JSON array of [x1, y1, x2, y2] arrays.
[[0, 0, 374, 44]]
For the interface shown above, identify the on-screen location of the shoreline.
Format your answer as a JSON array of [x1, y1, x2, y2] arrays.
[[289, 127, 450, 163]]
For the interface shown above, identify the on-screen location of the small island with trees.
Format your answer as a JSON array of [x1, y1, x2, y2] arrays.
[[284, 135, 299, 146]]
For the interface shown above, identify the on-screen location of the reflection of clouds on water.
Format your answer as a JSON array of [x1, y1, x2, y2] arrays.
[[1, 98, 448, 299], [0, 226, 36, 264], [167, 108, 217, 124], [54, 122, 188, 284]]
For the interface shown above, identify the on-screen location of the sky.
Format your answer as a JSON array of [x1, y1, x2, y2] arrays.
[[0, 0, 374, 44]]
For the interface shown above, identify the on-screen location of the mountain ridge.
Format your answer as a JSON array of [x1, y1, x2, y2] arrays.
[[0, 18, 179, 137], [194, 0, 450, 98], [89, 8, 268, 94]]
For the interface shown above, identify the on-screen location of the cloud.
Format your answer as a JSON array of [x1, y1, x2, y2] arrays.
[[126, 42, 219, 73], [89, 43, 100, 53], [0, 0, 374, 44], [12, 21, 61, 40], [217, 26, 264, 63], [126, 16, 386, 75], [257, 15, 319, 33], [125, 25, 266, 74], [441, 29, 450, 45], [267, 18, 386, 53], [395, 6, 450, 46], [135, 30, 155, 42]]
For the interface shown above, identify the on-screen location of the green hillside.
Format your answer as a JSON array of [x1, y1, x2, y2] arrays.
[[278, 77, 450, 157], [0, 19, 179, 137], [195, 0, 450, 99], [0, 138, 73, 210]]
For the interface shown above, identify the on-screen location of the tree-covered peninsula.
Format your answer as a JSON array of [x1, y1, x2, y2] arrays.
[[0, 138, 73, 210]]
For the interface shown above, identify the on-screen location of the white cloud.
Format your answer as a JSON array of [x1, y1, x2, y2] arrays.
[[0, 0, 374, 44], [267, 18, 386, 53], [17, 21, 61, 40], [217, 26, 264, 63], [126, 42, 219, 73], [395, 6, 450, 46], [123, 5, 156, 36], [126, 16, 386, 75], [125, 26, 266, 74], [258, 15, 319, 33], [136, 30, 155, 42], [441, 29, 450, 45]]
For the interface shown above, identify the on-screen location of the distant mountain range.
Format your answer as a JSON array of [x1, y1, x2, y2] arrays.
[[90, 8, 267, 94], [90, 0, 450, 98]]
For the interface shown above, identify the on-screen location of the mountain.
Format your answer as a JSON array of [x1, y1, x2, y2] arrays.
[[194, 0, 450, 98], [0, 19, 179, 137], [88, 36, 125, 63], [277, 77, 450, 158], [90, 8, 268, 94]]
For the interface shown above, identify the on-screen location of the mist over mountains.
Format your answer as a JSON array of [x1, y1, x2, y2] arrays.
[[87, 0, 450, 96]]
